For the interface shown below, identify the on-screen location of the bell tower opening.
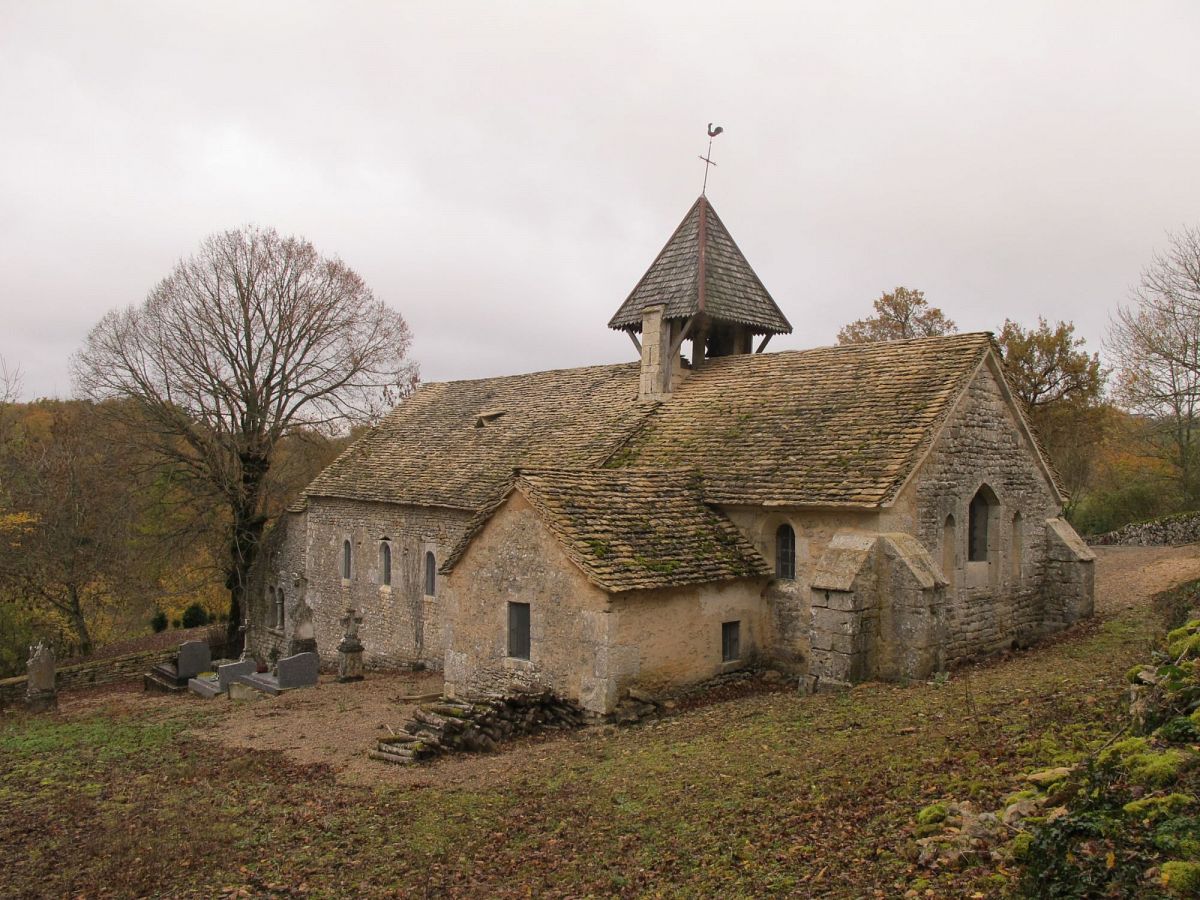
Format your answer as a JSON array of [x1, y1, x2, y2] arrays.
[[608, 195, 792, 400]]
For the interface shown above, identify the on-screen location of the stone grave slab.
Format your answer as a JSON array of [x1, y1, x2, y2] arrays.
[[217, 659, 257, 692], [187, 674, 222, 699]]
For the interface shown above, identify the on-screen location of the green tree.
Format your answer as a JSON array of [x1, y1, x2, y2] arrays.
[[837, 287, 957, 344]]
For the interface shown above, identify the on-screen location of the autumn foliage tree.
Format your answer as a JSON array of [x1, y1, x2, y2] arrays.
[[73, 226, 418, 648], [997, 318, 1107, 510], [837, 287, 957, 344]]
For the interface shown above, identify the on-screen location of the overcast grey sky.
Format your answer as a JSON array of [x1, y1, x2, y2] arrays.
[[2, 1, 1198, 399]]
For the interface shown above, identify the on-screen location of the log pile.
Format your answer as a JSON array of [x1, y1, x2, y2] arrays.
[[369, 692, 588, 766]]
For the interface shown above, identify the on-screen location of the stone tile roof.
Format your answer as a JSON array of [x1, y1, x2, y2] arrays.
[[609, 333, 996, 506], [305, 332, 1006, 512], [442, 469, 771, 593], [305, 362, 651, 511], [607, 196, 792, 336]]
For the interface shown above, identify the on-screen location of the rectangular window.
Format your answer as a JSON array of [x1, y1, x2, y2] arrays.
[[508, 602, 531, 660], [722, 620, 741, 662]]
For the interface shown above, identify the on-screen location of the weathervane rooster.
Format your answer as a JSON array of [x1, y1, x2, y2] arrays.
[[699, 123, 723, 195]]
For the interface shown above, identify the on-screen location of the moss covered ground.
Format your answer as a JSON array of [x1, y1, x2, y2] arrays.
[[0, 560, 1190, 898]]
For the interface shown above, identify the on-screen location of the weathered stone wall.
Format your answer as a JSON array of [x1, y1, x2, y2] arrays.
[[251, 497, 472, 670], [808, 533, 947, 687], [1090, 512, 1200, 547], [900, 357, 1078, 664], [609, 577, 772, 695], [442, 493, 617, 712], [724, 507, 881, 674], [246, 508, 307, 664], [0, 646, 178, 709], [1043, 518, 1096, 629]]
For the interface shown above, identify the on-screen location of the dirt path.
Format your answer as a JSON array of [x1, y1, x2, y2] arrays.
[[147, 544, 1200, 787], [1093, 543, 1200, 615]]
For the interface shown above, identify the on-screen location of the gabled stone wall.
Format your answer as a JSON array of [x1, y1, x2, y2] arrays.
[[900, 357, 1083, 664]]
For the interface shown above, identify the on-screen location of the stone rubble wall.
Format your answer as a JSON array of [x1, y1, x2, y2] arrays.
[[0, 646, 177, 709], [250, 497, 472, 671], [1088, 512, 1200, 547], [905, 360, 1082, 664]]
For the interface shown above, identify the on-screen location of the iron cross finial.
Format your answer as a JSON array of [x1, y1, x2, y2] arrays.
[[699, 123, 724, 196]]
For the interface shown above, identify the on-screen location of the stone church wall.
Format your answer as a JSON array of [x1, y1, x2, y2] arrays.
[[724, 507, 881, 675], [899, 358, 1085, 665], [254, 501, 472, 672], [609, 578, 772, 696], [442, 493, 618, 712], [246, 508, 308, 663]]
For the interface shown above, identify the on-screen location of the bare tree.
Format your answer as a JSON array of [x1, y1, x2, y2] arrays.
[[1109, 225, 1200, 505], [837, 287, 957, 344], [73, 226, 418, 645]]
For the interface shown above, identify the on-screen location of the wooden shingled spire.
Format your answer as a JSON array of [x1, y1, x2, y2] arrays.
[[607, 196, 792, 367]]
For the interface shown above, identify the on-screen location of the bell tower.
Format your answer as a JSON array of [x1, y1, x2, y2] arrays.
[[608, 195, 792, 401]]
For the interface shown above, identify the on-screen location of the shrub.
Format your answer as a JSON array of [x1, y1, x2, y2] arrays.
[[150, 610, 168, 633], [180, 603, 210, 629]]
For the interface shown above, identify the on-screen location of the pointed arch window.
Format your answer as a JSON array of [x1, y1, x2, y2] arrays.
[[775, 524, 796, 580], [942, 514, 957, 588], [968, 486, 998, 563], [379, 542, 392, 586], [424, 550, 437, 596], [342, 540, 352, 580], [276, 589, 285, 630]]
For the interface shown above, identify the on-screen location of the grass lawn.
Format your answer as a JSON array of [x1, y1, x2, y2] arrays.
[[0, 547, 1192, 898]]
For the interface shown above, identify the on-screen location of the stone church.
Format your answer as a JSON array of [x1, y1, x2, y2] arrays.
[[248, 196, 1095, 713]]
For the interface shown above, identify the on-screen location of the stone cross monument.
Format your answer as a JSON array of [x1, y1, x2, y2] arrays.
[[25, 642, 57, 713], [337, 607, 365, 683]]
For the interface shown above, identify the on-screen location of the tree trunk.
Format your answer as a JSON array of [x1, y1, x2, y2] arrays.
[[67, 583, 93, 657], [224, 451, 270, 656]]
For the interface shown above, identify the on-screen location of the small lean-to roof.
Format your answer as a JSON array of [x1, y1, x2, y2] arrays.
[[607, 196, 792, 336], [442, 469, 771, 593], [305, 362, 651, 510], [609, 333, 999, 506]]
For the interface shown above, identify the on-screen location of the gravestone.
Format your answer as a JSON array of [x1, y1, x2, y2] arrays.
[[337, 607, 364, 683], [217, 658, 257, 692], [276, 652, 319, 690], [288, 577, 318, 656], [25, 642, 57, 713], [177, 641, 211, 680]]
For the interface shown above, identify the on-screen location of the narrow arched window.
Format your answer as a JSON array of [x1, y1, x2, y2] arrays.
[[775, 524, 796, 580], [942, 514, 957, 588], [968, 486, 998, 563], [267, 586, 277, 627], [424, 550, 437, 596], [1011, 512, 1023, 582], [342, 540, 352, 580], [277, 589, 285, 629], [380, 542, 392, 586]]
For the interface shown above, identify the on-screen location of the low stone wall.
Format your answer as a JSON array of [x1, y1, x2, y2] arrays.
[[1089, 513, 1200, 547], [0, 646, 177, 710]]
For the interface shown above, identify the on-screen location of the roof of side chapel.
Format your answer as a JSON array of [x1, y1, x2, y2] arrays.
[[441, 469, 771, 593], [304, 332, 998, 512]]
